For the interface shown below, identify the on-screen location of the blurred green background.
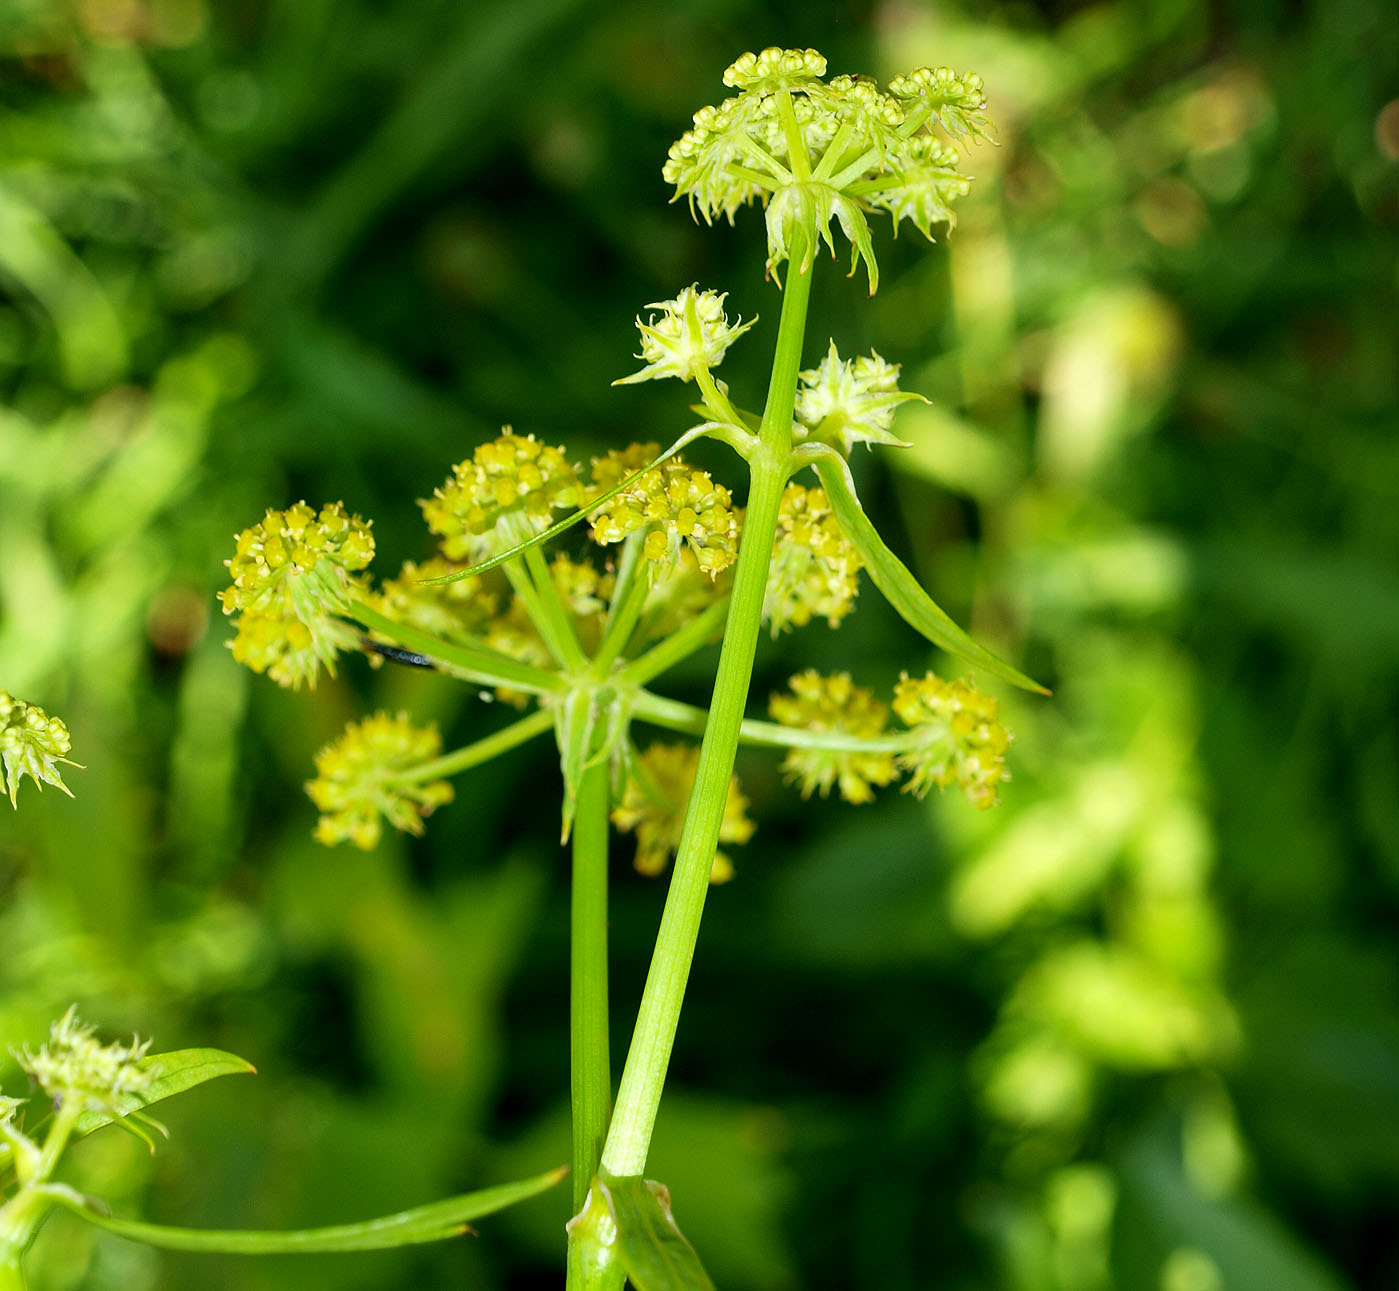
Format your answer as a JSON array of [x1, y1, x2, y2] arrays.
[[2, 0, 1397, 1288]]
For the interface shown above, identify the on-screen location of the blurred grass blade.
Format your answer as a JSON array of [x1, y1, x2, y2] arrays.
[[73, 1048, 255, 1139], [58, 1166, 568, 1254], [605, 1175, 716, 1291], [811, 450, 1048, 694]]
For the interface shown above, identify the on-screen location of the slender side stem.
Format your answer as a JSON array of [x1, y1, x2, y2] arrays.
[[502, 558, 574, 672], [523, 541, 587, 671], [592, 543, 651, 678], [617, 597, 729, 689], [601, 249, 815, 1178], [631, 690, 911, 755], [569, 757, 613, 1212], [393, 707, 555, 784], [350, 601, 566, 695]]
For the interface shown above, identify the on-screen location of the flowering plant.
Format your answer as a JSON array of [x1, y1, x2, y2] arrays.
[[6, 46, 1042, 1291]]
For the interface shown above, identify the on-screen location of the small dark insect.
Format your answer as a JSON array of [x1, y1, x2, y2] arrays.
[[360, 638, 437, 670]]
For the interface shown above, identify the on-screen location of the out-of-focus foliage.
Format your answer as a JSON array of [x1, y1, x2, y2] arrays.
[[2, 1, 1396, 1289]]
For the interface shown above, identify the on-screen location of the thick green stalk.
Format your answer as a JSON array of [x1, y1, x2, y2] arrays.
[[569, 756, 613, 1212], [0, 1254, 25, 1291], [601, 250, 815, 1178]]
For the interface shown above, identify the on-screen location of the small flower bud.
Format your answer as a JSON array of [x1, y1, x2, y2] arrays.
[[892, 673, 1010, 808], [763, 484, 862, 633], [886, 66, 993, 142], [615, 286, 755, 385], [769, 671, 897, 804], [723, 47, 827, 93], [19, 1007, 153, 1116], [1, 691, 79, 807], [306, 712, 454, 849], [612, 743, 754, 883], [795, 341, 921, 454]]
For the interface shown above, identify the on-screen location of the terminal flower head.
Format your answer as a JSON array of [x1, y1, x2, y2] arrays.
[[893, 672, 1010, 808], [422, 430, 582, 562], [795, 342, 921, 454], [19, 1007, 153, 1117], [764, 484, 862, 632], [769, 671, 896, 804], [221, 501, 374, 689], [612, 743, 754, 883], [306, 712, 454, 849], [1, 691, 79, 807], [615, 286, 755, 385], [664, 47, 992, 291]]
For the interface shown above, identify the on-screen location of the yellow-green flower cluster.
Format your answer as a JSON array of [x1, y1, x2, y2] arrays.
[[1, 690, 78, 807], [769, 671, 896, 804], [763, 483, 862, 632], [794, 342, 921, 454], [19, 1006, 152, 1116], [306, 712, 454, 849], [369, 556, 498, 643], [589, 445, 740, 577], [422, 430, 582, 562], [663, 47, 990, 290], [612, 743, 754, 883], [893, 673, 1010, 809], [221, 501, 374, 689], [615, 285, 755, 385]]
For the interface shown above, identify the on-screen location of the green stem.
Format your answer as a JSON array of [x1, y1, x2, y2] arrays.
[[501, 557, 574, 672], [616, 596, 729, 689], [0, 1254, 25, 1291], [569, 757, 613, 1213], [601, 245, 815, 1178], [350, 601, 566, 695], [631, 690, 911, 755], [391, 707, 554, 784], [524, 541, 587, 671], [591, 542, 650, 678]]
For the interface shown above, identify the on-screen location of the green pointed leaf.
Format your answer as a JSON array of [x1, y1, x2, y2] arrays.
[[811, 449, 1049, 694], [605, 1174, 716, 1291], [57, 1165, 568, 1254], [73, 1048, 256, 1138]]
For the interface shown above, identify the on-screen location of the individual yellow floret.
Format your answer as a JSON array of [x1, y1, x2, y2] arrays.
[[611, 743, 754, 883], [306, 712, 454, 849], [892, 672, 1010, 809]]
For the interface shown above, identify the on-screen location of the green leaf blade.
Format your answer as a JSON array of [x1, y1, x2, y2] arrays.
[[58, 1165, 568, 1254], [605, 1174, 716, 1291], [73, 1048, 256, 1138], [812, 452, 1049, 694]]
